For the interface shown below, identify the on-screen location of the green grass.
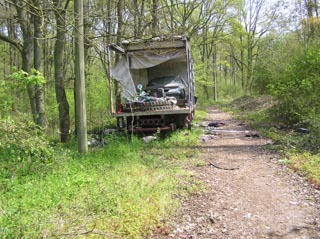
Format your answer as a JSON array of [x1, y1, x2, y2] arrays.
[[288, 152, 320, 185], [0, 128, 203, 238]]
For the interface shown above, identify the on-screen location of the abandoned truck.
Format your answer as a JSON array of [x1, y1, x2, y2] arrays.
[[108, 36, 196, 133]]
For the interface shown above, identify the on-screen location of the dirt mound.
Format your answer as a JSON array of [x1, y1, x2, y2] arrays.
[[230, 95, 274, 112]]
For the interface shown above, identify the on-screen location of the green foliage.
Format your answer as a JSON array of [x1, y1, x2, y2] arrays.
[[6, 69, 45, 88], [0, 115, 54, 164], [0, 69, 46, 118], [0, 130, 202, 238], [217, 83, 243, 100], [193, 110, 208, 123], [288, 152, 320, 185], [267, 45, 320, 127], [253, 33, 299, 94], [162, 128, 202, 148], [296, 117, 320, 153], [86, 65, 113, 129]]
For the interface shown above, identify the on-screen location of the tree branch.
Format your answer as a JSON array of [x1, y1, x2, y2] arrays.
[[64, 0, 70, 10], [0, 33, 23, 53]]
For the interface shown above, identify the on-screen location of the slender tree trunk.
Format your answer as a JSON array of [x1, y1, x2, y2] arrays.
[[115, 0, 124, 107], [8, 17, 19, 110], [315, 0, 319, 17], [33, 0, 46, 127], [83, 0, 90, 63], [213, 49, 218, 101], [14, 0, 37, 121], [54, 0, 70, 142], [74, 0, 88, 153], [151, 0, 159, 36], [133, 0, 145, 37], [246, 37, 252, 93], [239, 34, 245, 91]]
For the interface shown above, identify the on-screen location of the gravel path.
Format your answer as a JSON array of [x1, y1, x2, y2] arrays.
[[154, 107, 320, 239]]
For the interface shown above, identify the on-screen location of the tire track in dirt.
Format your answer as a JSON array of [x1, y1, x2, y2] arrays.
[[154, 107, 320, 239]]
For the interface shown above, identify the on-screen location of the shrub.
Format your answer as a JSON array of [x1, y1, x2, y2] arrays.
[[268, 45, 320, 127], [0, 115, 57, 178]]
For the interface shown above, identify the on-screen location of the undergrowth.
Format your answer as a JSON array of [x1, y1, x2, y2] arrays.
[[0, 116, 203, 238]]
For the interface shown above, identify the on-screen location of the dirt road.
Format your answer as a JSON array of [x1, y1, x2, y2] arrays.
[[156, 107, 320, 239]]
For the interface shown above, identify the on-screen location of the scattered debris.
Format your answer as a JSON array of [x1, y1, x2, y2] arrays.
[[142, 136, 157, 143], [88, 134, 108, 147], [208, 122, 226, 127], [204, 129, 216, 135], [274, 124, 288, 130], [103, 128, 117, 135], [208, 129, 251, 134], [296, 128, 309, 134], [196, 122, 210, 127], [88, 128, 117, 147], [245, 133, 261, 138], [208, 162, 240, 170], [152, 108, 320, 239], [201, 135, 216, 143]]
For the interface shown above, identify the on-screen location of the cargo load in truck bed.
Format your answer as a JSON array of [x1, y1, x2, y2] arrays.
[[108, 36, 196, 133]]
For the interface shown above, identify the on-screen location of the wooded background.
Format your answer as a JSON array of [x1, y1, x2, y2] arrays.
[[0, 0, 319, 145]]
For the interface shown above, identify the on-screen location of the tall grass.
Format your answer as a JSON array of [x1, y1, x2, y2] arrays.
[[0, 127, 202, 238]]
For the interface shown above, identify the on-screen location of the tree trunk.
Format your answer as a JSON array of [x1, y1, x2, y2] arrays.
[[213, 51, 218, 101], [133, 0, 145, 37], [151, 0, 159, 36], [14, 0, 37, 122], [33, 0, 46, 127], [54, 0, 71, 142], [74, 0, 88, 153], [239, 34, 245, 90], [115, 0, 124, 107]]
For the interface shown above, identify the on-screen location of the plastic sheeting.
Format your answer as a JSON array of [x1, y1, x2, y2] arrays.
[[110, 48, 186, 99]]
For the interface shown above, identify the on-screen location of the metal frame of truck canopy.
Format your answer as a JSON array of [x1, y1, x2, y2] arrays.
[[108, 36, 196, 132]]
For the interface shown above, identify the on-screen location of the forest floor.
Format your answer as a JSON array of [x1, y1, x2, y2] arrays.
[[154, 107, 320, 239]]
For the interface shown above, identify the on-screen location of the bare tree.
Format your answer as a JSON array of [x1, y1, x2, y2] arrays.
[[230, 0, 276, 93]]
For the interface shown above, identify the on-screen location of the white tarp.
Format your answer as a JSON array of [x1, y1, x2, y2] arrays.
[[111, 48, 186, 99]]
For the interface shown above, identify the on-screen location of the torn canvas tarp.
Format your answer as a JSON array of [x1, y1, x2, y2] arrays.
[[110, 48, 186, 99], [129, 49, 185, 69], [110, 56, 137, 99]]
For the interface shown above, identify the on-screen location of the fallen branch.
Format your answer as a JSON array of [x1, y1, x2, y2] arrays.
[[208, 162, 240, 170], [54, 224, 117, 238]]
